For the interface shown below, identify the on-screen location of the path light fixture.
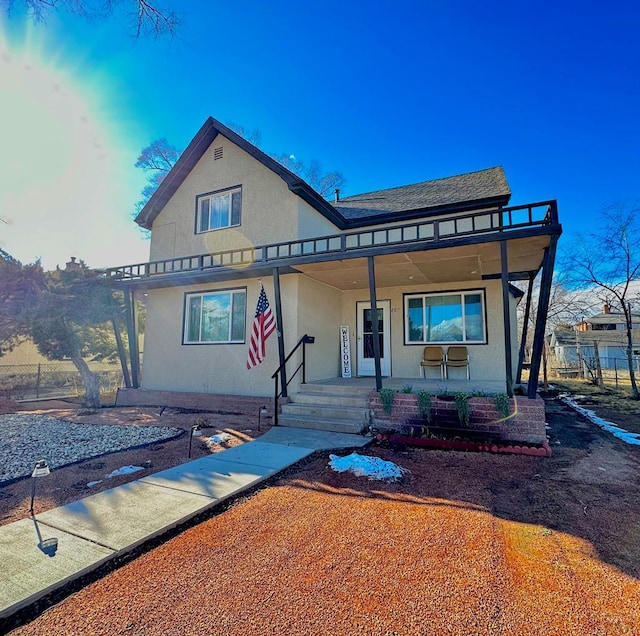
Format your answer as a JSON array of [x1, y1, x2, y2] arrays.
[[188, 424, 202, 459], [258, 406, 268, 431], [29, 459, 50, 514]]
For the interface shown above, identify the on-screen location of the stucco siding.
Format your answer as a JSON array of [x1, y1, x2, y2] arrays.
[[295, 276, 343, 384], [149, 135, 301, 262], [297, 199, 339, 239], [141, 276, 299, 397]]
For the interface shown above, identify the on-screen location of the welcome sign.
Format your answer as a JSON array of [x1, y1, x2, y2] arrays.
[[340, 325, 352, 378]]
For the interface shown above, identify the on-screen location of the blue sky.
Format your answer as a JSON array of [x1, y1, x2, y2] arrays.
[[1, 0, 638, 269]]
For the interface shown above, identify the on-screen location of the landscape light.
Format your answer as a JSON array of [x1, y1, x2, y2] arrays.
[[188, 424, 202, 458], [30, 459, 50, 514], [258, 406, 268, 431]]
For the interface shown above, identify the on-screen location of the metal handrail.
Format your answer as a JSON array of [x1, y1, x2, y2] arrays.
[[271, 334, 314, 426], [106, 200, 558, 282]]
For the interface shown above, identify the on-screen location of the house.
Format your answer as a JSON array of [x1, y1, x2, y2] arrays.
[[551, 305, 640, 371], [577, 304, 640, 332], [108, 116, 561, 438]]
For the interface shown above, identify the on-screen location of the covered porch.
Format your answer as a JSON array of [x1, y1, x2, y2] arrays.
[[108, 200, 560, 401]]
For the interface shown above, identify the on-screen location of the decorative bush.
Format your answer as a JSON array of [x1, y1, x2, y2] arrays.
[[454, 392, 470, 425], [495, 392, 511, 419], [379, 387, 396, 414], [416, 390, 432, 422]]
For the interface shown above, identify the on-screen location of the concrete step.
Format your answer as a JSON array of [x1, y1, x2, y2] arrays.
[[277, 414, 368, 435], [289, 391, 369, 408], [281, 402, 371, 422], [303, 382, 373, 396]]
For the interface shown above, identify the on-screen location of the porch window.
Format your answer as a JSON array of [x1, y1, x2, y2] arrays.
[[196, 186, 242, 233], [404, 290, 486, 344], [184, 288, 246, 344]]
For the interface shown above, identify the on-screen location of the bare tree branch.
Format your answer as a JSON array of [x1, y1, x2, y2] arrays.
[[1, 0, 180, 38], [562, 200, 640, 398]]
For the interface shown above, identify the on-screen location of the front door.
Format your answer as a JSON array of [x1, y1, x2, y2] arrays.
[[356, 300, 391, 376]]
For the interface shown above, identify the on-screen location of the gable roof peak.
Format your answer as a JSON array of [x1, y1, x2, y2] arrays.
[[135, 116, 341, 230]]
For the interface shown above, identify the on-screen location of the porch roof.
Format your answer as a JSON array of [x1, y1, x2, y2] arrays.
[[107, 200, 561, 292]]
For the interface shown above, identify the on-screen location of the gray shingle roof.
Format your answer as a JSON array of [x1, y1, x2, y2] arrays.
[[586, 312, 640, 326], [335, 167, 511, 222]]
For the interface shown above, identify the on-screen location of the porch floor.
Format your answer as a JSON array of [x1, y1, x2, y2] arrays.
[[305, 376, 510, 395]]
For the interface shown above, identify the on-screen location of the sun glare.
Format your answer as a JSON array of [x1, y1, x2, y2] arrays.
[[0, 20, 147, 268]]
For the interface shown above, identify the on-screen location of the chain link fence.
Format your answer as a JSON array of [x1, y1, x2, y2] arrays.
[[549, 354, 640, 389], [0, 362, 124, 401]]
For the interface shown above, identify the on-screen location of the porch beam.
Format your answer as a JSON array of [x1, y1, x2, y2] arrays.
[[500, 240, 514, 397], [367, 256, 383, 392], [272, 267, 288, 398], [527, 236, 558, 398], [516, 272, 535, 384], [481, 270, 538, 282], [123, 290, 140, 389]]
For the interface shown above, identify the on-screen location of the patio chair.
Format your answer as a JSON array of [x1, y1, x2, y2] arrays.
[[445, 346, 470, 380], [419, 346, 445, 379]]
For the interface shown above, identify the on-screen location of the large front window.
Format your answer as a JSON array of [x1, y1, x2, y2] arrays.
[[184, 289, 246, 344], [404, 290, 486, 344], [196, 186, 242, 233]]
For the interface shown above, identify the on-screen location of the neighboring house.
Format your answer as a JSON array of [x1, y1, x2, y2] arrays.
[[108, 116, 561, 411], [552, 305, 640, 370], [576, 304, 640, 332]]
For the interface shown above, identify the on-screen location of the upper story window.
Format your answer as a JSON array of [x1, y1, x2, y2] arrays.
[[196, 186, 242, 233], [404, 290, 486, 344]]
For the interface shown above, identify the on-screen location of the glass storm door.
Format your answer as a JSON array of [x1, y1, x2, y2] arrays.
[[356, 300, 391, 376]]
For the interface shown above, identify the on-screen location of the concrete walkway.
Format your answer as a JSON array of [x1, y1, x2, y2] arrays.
[[0, 428, 370, 623]]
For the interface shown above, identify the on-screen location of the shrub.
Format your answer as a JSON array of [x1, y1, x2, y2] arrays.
[[417, 390, 432, 422], [495, 392, 511, 419], [454, 392, 470, 425], [379, 388, 396, 414]]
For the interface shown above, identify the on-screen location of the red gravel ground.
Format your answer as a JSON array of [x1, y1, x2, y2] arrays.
[[5, 394, 640, 635]]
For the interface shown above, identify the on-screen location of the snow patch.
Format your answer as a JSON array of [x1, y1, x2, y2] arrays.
[[328, 453, 408, 482], [559, 394, 640, 446], [208, 433, 231, 445], [86, 480, 103, 488], [105, 465, 145, 479]]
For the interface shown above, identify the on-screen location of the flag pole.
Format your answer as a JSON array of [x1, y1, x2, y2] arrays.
[[272, 267, 288, 398]]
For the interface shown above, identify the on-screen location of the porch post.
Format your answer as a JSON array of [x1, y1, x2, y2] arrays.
[[367, 256, 383, 392], [500, 240, 514, 397], [124, 289, 140, 389], [272, 267, 288, 398], [527, 236, 558, 398], [109, 291, 131, 389], [111, 316, 132, 389], [516, 272, 535, 385]]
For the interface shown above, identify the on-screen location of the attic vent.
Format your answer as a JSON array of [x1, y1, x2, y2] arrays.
[[214, 147, 223, 160]]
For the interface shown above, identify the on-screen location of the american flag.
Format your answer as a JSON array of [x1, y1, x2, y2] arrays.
[[246, 284, 276, 369]]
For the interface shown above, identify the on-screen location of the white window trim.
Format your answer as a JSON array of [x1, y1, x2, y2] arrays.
[[196, 186, 242, 234], [404, 290, 487, 345], [184, 288, 246, 344]]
